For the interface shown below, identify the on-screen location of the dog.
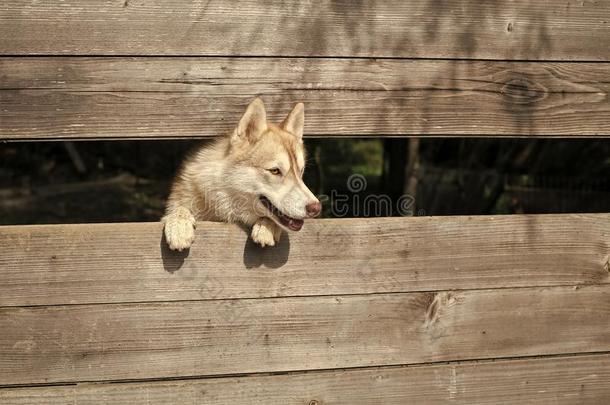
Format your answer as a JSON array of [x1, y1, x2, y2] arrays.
[[163, 98, 321, 250]]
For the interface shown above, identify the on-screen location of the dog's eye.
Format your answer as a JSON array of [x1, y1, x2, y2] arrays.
[[268, 168, 282, 176]]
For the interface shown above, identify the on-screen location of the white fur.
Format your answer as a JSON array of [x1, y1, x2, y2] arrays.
[[163, 99, 319, 250]]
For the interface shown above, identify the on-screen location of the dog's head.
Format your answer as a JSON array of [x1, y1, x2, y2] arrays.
[[226, 98, 321, 231]]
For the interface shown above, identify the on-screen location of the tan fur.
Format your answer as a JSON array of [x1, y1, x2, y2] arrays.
[[163, 98, 319, 250]]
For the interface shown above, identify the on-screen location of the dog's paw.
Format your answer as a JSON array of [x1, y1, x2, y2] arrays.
[[251, 218, 281, 247], [163, 210, 196, 251]]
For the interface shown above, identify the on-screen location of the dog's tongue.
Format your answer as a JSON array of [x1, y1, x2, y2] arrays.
[[278, 215, 304, 231], [287, 218, 304, 231]]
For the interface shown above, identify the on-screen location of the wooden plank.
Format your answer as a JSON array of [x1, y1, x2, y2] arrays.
[[1, 215, 608, 307], [2, 58, 610, 140], [1, 1, 609, 60], [2, 354, 609, 404], [1, 285, 609, 385]]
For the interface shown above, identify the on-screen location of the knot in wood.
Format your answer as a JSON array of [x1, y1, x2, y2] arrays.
[[502, 77, 547, 105]]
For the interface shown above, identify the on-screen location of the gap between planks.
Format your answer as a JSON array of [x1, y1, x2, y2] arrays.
[[1, 353, 609, 405], [0, 350, 609, 389]]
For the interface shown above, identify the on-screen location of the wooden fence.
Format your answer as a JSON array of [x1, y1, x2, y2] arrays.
[[1, 1, 609, 403]]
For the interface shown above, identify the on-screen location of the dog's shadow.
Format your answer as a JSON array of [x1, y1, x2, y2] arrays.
[[160, 233, 191, 273], [241, 227, 291, 270], [160, 225, 290, 273]]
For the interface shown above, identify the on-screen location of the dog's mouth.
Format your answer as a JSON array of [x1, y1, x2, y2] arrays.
[[259, 196, 304, 231]]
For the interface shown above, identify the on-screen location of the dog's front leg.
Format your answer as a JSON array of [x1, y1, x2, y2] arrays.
[[163, 206, 197, 251], [251, 218, 282, 247]]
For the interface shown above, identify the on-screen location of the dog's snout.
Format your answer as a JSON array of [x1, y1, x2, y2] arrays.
[[306, 201, 322, 218]]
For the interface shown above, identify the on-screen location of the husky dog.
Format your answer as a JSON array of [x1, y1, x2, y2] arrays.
[[163, 98, 321, 250]]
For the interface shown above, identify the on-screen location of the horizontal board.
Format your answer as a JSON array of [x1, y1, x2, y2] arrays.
[[1, 58, 610, 139], [1, 285, 609, 385], [2, 354, 609, 404], [1, 1, 609, 60], [1, 215, 609, 307]]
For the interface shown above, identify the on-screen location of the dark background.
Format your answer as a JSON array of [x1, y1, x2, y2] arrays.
[[1, 138, 609, 225]]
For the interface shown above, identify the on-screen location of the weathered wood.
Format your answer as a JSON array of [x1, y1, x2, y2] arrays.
[[2, 354, 609, 404], [1, 0, 609, 60], [1, 58, 609, 139], [1, 215, 609, 307], [1, 285, 609, 385]]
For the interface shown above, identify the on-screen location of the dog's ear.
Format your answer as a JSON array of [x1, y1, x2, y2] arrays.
[[281, 102, 304, 140], [232, 98, 267, 143]]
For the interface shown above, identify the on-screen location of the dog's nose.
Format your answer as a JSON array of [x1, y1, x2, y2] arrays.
[[306, 201, 322, 217]]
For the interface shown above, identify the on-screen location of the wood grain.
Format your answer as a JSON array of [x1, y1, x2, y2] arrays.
[[1, 58, 610, 139], [1, 1, 609, 60], [1, 215, 609, 307], [2, 354, 609, 404], [1, 285, 609, 385]]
